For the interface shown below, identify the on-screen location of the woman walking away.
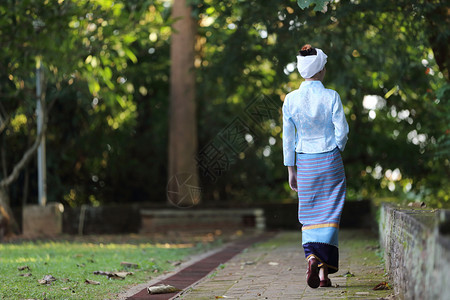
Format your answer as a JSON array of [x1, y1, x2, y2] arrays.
[[282, 44, 349, 289]]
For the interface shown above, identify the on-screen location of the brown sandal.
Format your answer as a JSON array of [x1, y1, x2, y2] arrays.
[[306, 258, 320, 288], [320, 278, 332, 287]]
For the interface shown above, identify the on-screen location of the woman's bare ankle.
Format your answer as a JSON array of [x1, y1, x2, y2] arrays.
[[319, 266, 329, 281]]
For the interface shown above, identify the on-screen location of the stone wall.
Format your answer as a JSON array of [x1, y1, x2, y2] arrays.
[[379, 203, 450, 299]]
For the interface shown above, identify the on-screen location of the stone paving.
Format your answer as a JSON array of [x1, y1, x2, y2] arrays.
[[173, 230, 395, 300]]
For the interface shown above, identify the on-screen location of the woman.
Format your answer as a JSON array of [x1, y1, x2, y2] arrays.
[[282, 44, 349, 288]]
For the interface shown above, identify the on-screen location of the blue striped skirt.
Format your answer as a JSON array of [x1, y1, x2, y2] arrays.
[[297, 147, 346, 273]]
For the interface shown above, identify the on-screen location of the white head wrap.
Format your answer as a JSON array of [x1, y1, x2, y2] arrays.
[[296, 48, 328, 78]]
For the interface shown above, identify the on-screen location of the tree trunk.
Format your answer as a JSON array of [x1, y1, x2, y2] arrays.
[[167, 0, 200, 207], [0, 187, 19, 237], [1, 135, 7, 193]]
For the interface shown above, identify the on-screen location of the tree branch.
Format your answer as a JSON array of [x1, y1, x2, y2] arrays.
[[0, 101, 7, 120], [0, 99, 47, 189], [0, 116, 10, 136]]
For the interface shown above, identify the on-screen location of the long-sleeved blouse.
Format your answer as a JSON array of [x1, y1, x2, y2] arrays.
[[282, 81, 349, 166]]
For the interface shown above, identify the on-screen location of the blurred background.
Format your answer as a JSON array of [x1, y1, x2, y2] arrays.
[[0, 0, 448, 233]]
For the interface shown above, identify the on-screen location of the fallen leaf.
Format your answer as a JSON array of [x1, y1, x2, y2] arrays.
[[38, 275, 57, 285], [108, 272, 133, 280], [77, 263, 85, 268], [85, 279, 100, 285], [93, 271, 111, 276], [120, 262, 139, 269], [93, 270, 133, 279], [147, 284, 180, 294], [408, 201, 426, 208], [242, 261, 255, 265], [268, 262, 279, 266], [108, 274, 124, 280], [113, 271, 133, 278], [343, 271, 355, 277], [19, 273, 32, 277], [18, 266, 30, 271], [373, 281, 391, 290], [73, 254, 83, 258], [168, 260, 182, 266], [61, 287, 71, 291]]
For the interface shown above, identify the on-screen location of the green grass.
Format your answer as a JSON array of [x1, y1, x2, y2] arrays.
[[0, 238, 215, 299]]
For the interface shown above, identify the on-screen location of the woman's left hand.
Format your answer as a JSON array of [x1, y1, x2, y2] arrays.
[[288, 166, 298, 192]]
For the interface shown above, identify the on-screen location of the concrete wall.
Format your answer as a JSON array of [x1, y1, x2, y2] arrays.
[[379, 203, 450, 299], [63, 204, 141, 234], [23, 200, 373, 236], [260, 200, 373, 230], [139, 200, 372, 233], [140, 208, 265, 233], [23, 203, 64, 237]]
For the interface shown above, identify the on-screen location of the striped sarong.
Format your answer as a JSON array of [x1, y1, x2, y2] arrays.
[[296, 147, 346, 273]]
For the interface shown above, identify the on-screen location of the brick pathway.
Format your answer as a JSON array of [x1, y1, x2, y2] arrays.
[[125, 232, 274, 299], [173, 230, 395, 299]]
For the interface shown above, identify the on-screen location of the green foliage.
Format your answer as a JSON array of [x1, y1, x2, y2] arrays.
[[1, 0, 170, 206], [193, 0, 449, 207], [1, 0, 448, 208], [297, 0, 330, 11]]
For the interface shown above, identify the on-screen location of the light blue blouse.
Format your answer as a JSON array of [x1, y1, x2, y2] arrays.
[[283, 81, 349, 166]]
